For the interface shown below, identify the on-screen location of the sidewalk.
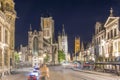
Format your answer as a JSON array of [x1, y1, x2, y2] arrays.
[[72, 68, 117, 76], [0, 67, 32, 80], [0, 74, 20, 80]]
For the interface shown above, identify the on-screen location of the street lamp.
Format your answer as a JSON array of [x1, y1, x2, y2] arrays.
[[43, 54, 46, 58]]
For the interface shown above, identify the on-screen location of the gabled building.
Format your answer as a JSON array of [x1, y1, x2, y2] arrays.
[[104, 8, 120, 62], [94, 8, 120, 63]]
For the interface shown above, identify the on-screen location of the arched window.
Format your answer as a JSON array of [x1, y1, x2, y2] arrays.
[[33, 37, 38, 56]]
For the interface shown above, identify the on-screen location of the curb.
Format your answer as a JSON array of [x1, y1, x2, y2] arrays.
[[72, 68, 115, 76]]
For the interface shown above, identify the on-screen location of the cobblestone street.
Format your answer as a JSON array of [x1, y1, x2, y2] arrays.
[[0, 67, 120, 80], [49, 70, 74, 80]]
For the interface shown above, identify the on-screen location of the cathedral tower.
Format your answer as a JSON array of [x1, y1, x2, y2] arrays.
[[41, 15, 54, 44]]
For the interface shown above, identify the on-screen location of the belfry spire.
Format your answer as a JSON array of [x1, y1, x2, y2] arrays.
[[62, 24, 65, 36]]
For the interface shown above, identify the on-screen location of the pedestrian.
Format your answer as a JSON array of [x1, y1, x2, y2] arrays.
[[40, 63, 49, 80]]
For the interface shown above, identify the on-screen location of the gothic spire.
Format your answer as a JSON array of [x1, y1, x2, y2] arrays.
[[110, 7, 113, 17], [30, 24, 32, 31], [62, 24, 65, 36]]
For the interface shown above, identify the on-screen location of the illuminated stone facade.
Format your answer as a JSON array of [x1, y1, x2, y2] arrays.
[[28, 16, 58, 66], [74, 36, 80, 60], [41, 16, 54, 44], [0, 0, 16, 76], [75, 37, 80, 53], [19, 45, 28, 62], [94, 8, 120, 63], [94, 22, 105, 61], [104, 8, 120, 62], [28, 29, 44, 67]]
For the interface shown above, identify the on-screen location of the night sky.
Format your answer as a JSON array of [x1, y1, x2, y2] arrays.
[[14, 0, 120, 53]]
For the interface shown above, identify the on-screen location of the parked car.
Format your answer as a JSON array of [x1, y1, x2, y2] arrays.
[[83, 62, 91, 69], [61, 61, 71, 68], [72, 61, 81, 68]]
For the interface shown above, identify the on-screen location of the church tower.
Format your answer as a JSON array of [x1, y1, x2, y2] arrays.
[[75, 36, 80, 54], [58, 24, 68, 61], [41, 15, 54, 44], [74, 36, 80, 60]]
